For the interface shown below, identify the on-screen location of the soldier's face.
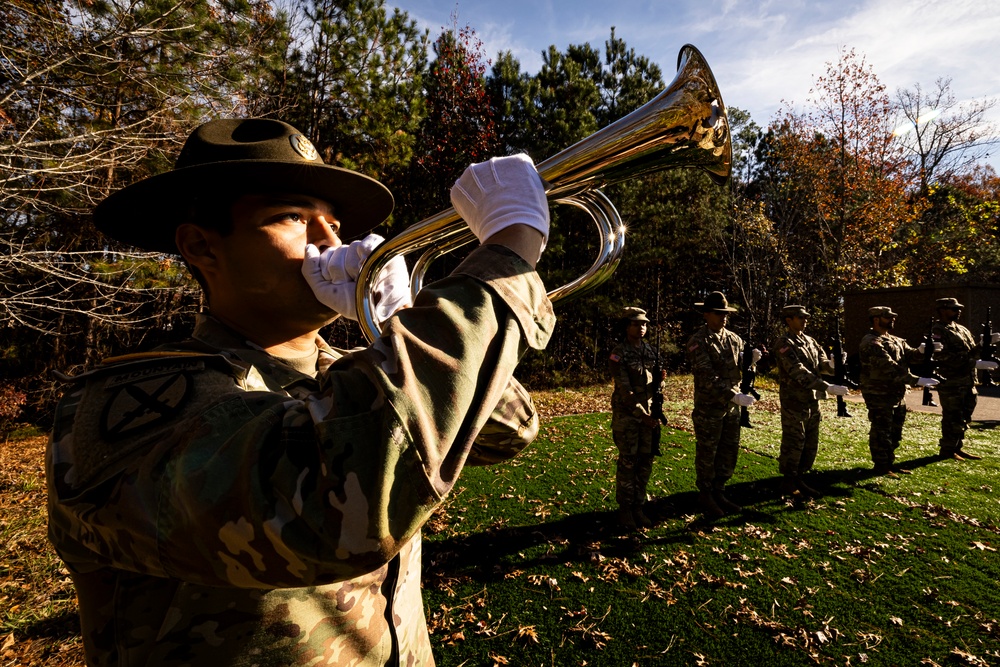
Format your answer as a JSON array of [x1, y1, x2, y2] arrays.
[[207, 192, 343, 327], [788, 315, 807, 334], [627, 321, 647, 341], [704, 311, 727, 331], [941, 307, 961, 323], [878, 315, 896, 332]]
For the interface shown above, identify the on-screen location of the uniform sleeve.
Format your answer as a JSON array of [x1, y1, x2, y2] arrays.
[[609, 344, 650, 418], [862, 337, 918, 386], [932, 323, 977, 380], [687, 332, 739, 404], [774, 337, 828, 391], [48, 244, 554, 589]]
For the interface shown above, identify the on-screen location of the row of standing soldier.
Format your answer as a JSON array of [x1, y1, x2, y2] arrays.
[[610, 294, 1000, 528]]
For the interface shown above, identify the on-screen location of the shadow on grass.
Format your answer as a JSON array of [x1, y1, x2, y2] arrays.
[[425, 468, 881, 584], [971, 419, 1000, 430], [15, 609, 79, 639]]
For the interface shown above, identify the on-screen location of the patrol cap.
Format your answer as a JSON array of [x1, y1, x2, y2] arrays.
[[695, 291, 737, 313], [935, 297, 964, 309], [622, 307, 650, 322], [781, 304, 810, 318], [94, 118, 394, 253], [868, 306, 898, 318]]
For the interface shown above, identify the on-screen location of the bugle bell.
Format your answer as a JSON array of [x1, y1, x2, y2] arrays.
[[356, 43, 732, 341]]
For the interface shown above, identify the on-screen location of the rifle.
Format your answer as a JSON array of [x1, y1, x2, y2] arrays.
[[651, 322, 667, 427], [739, 338, 762, 428], [831, 319, 857, 418], [648, 273, 666, 456], [915, 317, 940, 406], [981, 307, 997, 388]]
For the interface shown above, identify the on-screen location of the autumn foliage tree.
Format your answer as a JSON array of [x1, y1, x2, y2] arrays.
[[405, 24, 498, 220], [748, 48, 917, 326]]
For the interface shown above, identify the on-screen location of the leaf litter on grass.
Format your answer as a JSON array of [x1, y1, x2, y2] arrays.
[[424, 385, 1000, 666]]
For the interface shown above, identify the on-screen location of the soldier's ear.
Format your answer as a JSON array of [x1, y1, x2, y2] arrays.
[[175, 224, 220, 274]]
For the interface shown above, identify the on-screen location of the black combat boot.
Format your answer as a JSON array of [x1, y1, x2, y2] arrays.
[[698, 492, 724, 518]]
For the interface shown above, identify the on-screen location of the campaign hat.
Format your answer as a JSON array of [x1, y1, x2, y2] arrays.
[[695, 291, 737, 313], [93, 118, 394, 253], [935, 297, 964, 310]]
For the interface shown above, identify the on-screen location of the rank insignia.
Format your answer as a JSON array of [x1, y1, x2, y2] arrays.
[[100, 371, 193, 441]]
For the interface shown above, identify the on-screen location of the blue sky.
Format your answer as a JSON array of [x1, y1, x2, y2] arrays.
[[386, 0, 1000, 170]]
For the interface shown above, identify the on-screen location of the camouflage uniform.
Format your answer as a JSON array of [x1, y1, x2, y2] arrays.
[[686, 325, 744, 492], [932, 319, 979, 456], [47, 245, 554, 667], [859, 329, 922, 469], [772, 331, 831, 477], [609, 339, 661, 509]]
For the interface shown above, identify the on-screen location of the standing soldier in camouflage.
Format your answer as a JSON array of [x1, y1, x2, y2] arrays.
[[859, 306, 938, 477], [609, 307, 665, 530], [932, 297, 999, 461], [46, 119, 554, 666], [686, 292, 758, 518], [771, 305, 851, 498]]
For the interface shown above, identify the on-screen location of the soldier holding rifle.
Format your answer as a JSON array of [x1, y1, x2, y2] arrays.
[[46, 119, 554, 666], [686, 292, 760, 518], [609, 307, 666, 530], [932, 297, 999, 461], [859, 306, 938, 477], [771, 305, 850, 498]]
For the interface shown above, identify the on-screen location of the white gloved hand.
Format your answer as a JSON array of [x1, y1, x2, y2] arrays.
[[980, 333, 1000, 345], [302, 235, 412, 325], [916, 377, 940, 388], [825, 384, 850, 396], [751, 348, 763, 364], [976, 359, 999, 370], [731, 393, 756, 408], [450, 154, 550, 248], [824, 359, 836, 372]]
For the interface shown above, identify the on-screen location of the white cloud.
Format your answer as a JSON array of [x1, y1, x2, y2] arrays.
[[386, 0, 1000, 168]]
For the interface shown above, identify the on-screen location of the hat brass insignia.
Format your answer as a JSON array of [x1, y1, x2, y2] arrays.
[[291, 134, 319, 161]]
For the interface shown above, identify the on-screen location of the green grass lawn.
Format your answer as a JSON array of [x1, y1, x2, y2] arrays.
[[4, 382, 1000, 666], [421, 385, 1000, 666]]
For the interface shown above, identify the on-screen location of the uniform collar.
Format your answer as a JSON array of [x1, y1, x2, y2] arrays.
[[191, 313, 336, 384]]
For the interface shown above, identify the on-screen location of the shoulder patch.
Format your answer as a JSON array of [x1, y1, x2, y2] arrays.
[[779, 345, 789, 354], [99, 361, 202, 441], [688, 343, 700, 352], [609, 353, 621, 362]]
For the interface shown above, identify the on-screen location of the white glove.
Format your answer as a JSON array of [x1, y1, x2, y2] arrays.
[[450, 154, 550, 248], [731, 393, 756, 408], [751, 348, 763, 364], [918, 342, 943, 354], [824, 359, 836, 372], [825, 384, 850, 396], [976, 359, 999, 370], [979, 333, 1000, 345], [916, 377, 940, 388], [302, 235, 412, 325]]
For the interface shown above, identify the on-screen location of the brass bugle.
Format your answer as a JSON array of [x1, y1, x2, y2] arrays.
[[356, 44, 732, 341]]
